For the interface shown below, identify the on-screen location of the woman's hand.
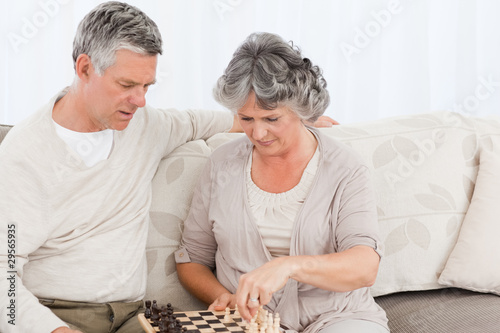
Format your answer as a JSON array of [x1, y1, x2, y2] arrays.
[[208, 292, 236, 311], [234, 257, 294, 322]]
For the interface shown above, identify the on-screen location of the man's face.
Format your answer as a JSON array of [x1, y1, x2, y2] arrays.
[[83, 49, 157, 131]]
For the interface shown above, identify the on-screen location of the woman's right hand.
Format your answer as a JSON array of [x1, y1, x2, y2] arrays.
[[208, 292, 236, 311]]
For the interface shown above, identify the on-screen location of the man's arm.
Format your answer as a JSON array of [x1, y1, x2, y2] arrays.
[[0, 150, 70, 333]]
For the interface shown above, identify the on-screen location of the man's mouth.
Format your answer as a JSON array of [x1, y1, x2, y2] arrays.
[[118, 110, 135, 119]]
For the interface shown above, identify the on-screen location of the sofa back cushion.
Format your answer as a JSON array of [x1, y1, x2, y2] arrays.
[[320, 111, 479, 297], [147, 134, 242, 309]]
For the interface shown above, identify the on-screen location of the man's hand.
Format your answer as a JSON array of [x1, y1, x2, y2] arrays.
[[309, 115, 339, 127], [229, 115, 243, 133], [52, 327, 83, 333]]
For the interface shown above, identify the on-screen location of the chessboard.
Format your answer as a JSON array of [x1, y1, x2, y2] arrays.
[[138, 300, 280, 333]]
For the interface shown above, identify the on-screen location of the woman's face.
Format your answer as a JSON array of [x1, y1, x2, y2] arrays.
[[237, 92, 305, 158]]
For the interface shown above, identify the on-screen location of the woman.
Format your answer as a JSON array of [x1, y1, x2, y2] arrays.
[[175, 32, 389, 333]]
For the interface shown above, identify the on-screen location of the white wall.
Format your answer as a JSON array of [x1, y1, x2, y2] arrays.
[[1, 0, 499, 125]]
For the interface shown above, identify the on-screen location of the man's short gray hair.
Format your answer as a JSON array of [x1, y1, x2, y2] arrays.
[[213, 32, 330, 123], [72, 1, 162, 75]]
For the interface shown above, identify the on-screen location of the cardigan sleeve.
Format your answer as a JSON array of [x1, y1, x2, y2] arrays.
[[334, 165, 382, 257], [175, 159, 218, 270]]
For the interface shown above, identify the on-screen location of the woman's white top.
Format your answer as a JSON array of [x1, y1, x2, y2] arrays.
[[246, 147, 320, 257]]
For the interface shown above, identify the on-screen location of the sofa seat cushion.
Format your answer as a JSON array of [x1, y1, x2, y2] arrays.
[[375, 288, 500, 333]]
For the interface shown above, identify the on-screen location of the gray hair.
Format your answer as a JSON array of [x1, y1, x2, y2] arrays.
[[72, 1, 162, 75], [213, 32, 330, 122]]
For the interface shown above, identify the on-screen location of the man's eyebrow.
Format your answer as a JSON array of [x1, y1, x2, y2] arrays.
[[119, 79, 157, 86]]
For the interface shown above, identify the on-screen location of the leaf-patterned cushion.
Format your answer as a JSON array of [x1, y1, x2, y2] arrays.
[[439, 119, 500, 295]]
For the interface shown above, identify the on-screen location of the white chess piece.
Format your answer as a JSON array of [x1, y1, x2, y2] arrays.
[[223, 307, 231, 322], [273, 313, 281, 333], [266, 313, 274, 333]]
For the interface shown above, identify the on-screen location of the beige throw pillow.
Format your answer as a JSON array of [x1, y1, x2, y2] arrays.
[[438, 138, 500, 295]]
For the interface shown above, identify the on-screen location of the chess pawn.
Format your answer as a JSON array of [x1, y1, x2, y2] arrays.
[[234, 304, 240, 317], [266, 313, 274, 333], [223, 307, 231, 322]]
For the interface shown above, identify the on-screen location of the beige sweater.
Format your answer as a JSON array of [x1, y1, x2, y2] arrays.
[[0, 88, 233, 333]]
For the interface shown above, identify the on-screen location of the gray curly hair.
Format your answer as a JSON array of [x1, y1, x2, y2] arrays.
[[213, 32, 330, 123], [72, 1, 162, 75]]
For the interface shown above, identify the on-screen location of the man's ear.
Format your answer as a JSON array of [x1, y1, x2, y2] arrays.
[[75, 54, 93, 82]]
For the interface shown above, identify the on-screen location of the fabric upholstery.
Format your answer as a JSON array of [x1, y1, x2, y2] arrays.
[[375, 288, 500, 332], [438, 119, 500, 295]]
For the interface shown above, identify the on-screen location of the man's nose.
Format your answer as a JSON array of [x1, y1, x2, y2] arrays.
[[129, 87, 147, 108]]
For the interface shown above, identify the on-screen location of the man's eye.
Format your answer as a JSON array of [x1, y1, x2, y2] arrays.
[[241, 117, 253, 122], [267, 118, 278, 122]]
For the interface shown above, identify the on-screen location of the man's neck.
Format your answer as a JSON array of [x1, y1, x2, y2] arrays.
[[52, 88, 103, 133]]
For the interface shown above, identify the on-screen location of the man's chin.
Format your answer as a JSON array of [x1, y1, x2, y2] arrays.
[[111, 120, 132, 131]]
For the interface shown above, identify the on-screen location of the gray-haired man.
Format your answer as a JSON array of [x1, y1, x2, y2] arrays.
[[0, 2, 236, 332]]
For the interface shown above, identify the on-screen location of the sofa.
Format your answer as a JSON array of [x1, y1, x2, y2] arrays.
[[1, 110, 500, 332]]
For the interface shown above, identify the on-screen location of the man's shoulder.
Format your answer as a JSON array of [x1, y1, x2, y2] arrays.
[[1, 110, 50, 149]]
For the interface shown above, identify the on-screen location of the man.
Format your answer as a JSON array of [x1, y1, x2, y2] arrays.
[[0, 2, 238, 332]]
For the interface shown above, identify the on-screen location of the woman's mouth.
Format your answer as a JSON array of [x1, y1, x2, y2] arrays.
[[256, 140, 275, 146]]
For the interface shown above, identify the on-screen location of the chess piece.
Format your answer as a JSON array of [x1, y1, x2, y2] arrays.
[[151, 300, 160, 326], [144, 300, 152, 319], [234, 304, 240, 317], [224, 307, 231, 322], [273, 313, 281, 333], [266, 313, 274, 333]]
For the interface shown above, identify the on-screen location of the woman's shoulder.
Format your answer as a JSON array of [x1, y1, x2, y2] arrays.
[[315, 129, 368, 169], [210, 135, 252, 163]]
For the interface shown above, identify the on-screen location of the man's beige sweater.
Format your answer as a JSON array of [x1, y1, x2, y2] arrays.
[[0, 89, 232, 332]]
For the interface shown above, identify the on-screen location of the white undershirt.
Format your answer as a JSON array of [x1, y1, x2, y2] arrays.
[[246, 147, 319, 257], [53, 120, 114, 167]]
